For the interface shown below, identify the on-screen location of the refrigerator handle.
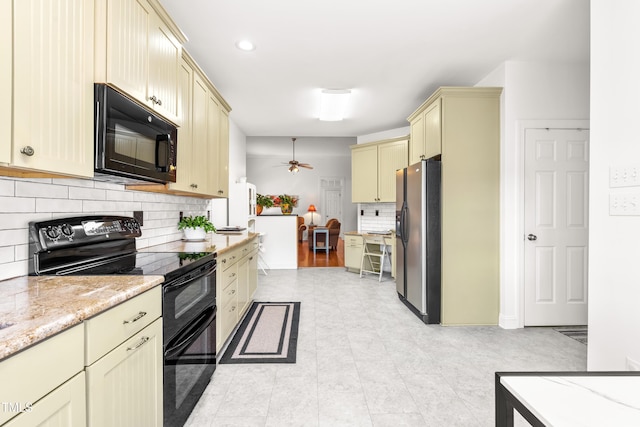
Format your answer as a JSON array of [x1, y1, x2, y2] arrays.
[[401, 202, 409, 245]]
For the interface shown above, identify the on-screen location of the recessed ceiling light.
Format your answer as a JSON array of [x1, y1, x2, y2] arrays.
[[235, 40, 256, 52]]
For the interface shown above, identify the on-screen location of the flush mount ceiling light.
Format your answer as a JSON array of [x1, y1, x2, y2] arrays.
[[319, 89, 351, 121], [235, 40, 256, 51]]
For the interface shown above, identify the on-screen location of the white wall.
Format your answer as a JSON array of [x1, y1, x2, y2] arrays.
[[588, 0, 640, 370], [477, 60, 590, 328]]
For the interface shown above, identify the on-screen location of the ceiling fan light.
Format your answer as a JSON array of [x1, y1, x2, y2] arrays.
[[319, 89, 351, 121], [289, 165, 299, 173]]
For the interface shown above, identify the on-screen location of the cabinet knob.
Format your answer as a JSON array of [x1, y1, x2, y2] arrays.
[[156, 98, 162, 106], [20, 146, 35, 156], [218, 190, 224, 195]]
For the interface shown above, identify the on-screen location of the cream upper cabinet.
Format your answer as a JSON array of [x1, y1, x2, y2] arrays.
[[3, 0, 94, 178], [351, 137, 408, 203], [97, 0, 183, 124], [408, 112, 425, 166], [377, 139, 409, 202], [408, 98, 441, 164], [190, 70, 213, 195], [351, 144, 378, 203], [217, 108, 230, 197], [169, 56, 195, 193], [0, 0, 11, 165], [203, 87, 231, 198]]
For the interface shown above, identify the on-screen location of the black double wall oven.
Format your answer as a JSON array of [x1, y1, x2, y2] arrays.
[[28, 215, 216, 427]]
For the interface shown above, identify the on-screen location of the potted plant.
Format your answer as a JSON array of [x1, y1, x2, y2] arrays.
[[256, 194, 274, 215], [278, 194, 298, 215], [178, 215, 216, 241]]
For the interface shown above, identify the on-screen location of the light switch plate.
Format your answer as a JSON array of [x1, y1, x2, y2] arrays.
[[610, 165, 640, 188], [609, 193, 640, 215]]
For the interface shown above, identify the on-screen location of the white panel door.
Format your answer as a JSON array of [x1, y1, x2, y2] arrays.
[[524, 128, 589, 326]]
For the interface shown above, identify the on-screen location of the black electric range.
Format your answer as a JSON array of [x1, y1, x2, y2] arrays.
[[28, 215, 218, 427]]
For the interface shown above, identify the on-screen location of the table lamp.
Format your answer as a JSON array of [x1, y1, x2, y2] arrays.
[[308, 204, 317, 226]]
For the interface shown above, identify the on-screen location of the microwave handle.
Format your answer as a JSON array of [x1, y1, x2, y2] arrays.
[[155, 134, 170, 172]]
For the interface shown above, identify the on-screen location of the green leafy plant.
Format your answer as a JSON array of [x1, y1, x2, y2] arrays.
[[277, 194, 298, 207], [178, 215, 216, 233], [256, 194, 275, 208]]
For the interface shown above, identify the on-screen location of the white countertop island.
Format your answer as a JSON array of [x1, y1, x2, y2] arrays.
[[254, 215, 298, 269], [496, 372, 640, 426]]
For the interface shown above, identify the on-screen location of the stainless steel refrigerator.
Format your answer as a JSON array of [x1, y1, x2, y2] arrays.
[[396, 158, 441, 324]]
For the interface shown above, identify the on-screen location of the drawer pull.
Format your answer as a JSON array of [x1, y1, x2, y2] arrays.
[[123, 311, 147, 325], [221, 259, 227, 264], [230, 306, 236, 312], [126, 336, 150, 351], [230, 272, 236, 278]]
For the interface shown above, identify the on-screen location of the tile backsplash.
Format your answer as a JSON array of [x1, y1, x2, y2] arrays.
[[0, 176, 212, 281], [357, 202, 396, 233]]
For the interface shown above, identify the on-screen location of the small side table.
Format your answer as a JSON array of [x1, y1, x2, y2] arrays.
[[312, 227, 329, 254]]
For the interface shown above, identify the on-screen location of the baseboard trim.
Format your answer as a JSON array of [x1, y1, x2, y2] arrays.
[[499, 314, 520, 329]]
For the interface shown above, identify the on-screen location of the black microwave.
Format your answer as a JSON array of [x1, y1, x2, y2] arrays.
[[94, 84, 177, 183]]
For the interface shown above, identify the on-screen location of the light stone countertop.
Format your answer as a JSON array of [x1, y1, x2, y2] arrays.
[[500, 375, 640, 426], [0, 274, 164, 361], [138, 231, 258, 254]]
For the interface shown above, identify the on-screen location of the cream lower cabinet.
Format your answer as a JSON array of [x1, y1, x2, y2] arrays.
[[351, 137, 408, 203], [344, 235, 364, 273], [0, 325, 85, 426], [1, 0, 94, 178], [216, 236, 259, 352], [85, 320, 163, 427], [344, 234, 396, 278], [4, 373, 86, 427], [84, 287, 163, 427]]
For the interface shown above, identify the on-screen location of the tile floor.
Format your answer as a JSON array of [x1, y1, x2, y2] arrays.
[[185, 268, 587, 427]]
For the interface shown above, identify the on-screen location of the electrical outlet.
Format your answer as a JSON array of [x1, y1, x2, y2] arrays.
[[179, 211, 183, 222], [207, 210, 210, 220], [626, 356, 640, 371], [609, 193, 640, 216], [375, 210, 379, 216], [610, 165, 640, 188], [133, 210, 143, 226]]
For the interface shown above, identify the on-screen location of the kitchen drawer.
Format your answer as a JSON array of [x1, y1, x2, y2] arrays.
[[220, 263, 239, 289], [84, 286, 161, 366], [220, 289, 239, 343], [345, 235, 363, 247], [220, 276, 238, 304], [218, 247, 240, 270], [0, 324, 84, 425]]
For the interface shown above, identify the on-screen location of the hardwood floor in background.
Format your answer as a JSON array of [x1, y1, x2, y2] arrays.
[[297, 238, 345, 268]]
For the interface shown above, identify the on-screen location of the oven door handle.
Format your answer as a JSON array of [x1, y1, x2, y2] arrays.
[[163, 262, 217, 293], [164, 306, 216, 360]]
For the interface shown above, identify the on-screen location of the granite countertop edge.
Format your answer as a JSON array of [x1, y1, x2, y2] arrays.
[[0, 275, 164, 361]]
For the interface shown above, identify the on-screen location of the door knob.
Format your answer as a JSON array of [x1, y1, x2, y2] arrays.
[[527, 234, 537, 241]]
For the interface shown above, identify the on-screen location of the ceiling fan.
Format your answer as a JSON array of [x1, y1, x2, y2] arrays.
[[282, 137, 313, 173]]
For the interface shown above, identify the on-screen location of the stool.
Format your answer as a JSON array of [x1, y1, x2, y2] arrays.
[[359, 234, 392, 282], [258, 232, 270, 275], [312, 227, 329, 255]]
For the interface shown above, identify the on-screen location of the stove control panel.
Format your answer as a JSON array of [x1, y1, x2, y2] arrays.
[[29, 215, 142, 251]]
